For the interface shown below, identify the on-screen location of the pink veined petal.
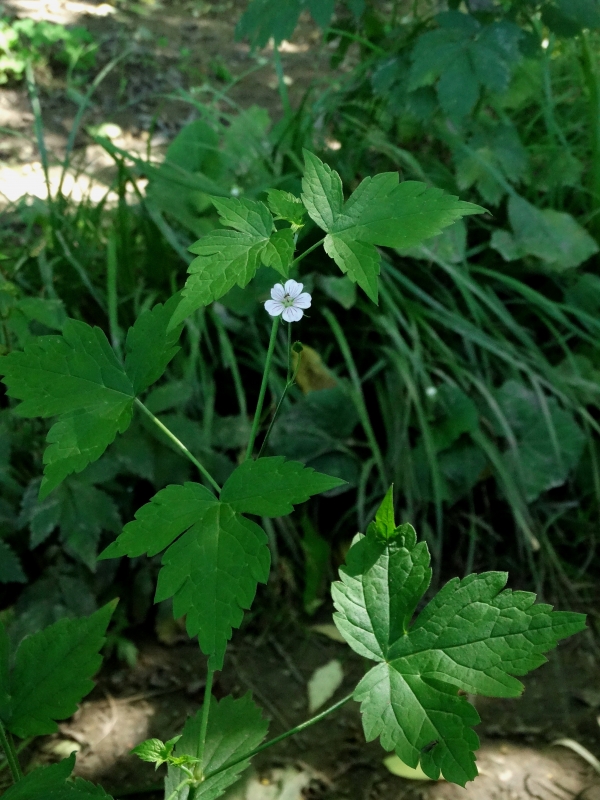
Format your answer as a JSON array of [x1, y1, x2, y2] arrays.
[[284, 279, 302, 299], [265, 299, 284, 316], [271, 284, 286, 301], [294, 292, 312, 309], [283, 306, 303, 323]]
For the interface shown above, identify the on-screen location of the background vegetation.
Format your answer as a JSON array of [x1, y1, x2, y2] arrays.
[[1, 0, 600, 664]]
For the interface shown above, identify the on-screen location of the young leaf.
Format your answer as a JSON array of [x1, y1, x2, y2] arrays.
[[131, 735, 182, 769], [220, 456, 347, 516], [0, 320, 135, 498], [267, 189, 307, 227], [170, 197, 294, 327], [165, 694, 269, 800], [301, 151, 484, 302], [332, 491, 586, 785], [3, 601, 117, 738], [124, 293, 184, 395], [100, 485, 270, 670]]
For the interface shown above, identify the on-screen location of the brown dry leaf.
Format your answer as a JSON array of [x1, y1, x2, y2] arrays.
[[292, 346, 337, 393]]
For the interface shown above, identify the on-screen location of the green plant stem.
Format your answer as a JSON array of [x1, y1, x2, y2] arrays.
[[0, 720, 23, 784], [165, 777, 193, 800], [203, 692, 354, 781], [324, 27, 387, 55], [272, 45, 291, 116], [291, 237, 325, 269], [196, 667, 214, 765], [134, 398, 221, 493], [107, 233, 121, 358], [0, 737, 31, 776], [25, 61, 51, 205], [581, 31, 600, 239], [245, 316, 280, 460], [257, 327, 301, 459]]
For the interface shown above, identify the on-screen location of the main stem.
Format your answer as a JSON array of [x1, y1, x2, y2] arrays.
[[0, 720, 22, 784], [245, 316, 280, 460], [203, 692, 354, 781], [134, 398, 221, 493]]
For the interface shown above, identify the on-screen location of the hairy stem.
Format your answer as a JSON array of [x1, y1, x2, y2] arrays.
[[203, 693, 354, 781], [245, 316, 280, 460], [0, 720, 23, 784], [134, 398, 221, 493]]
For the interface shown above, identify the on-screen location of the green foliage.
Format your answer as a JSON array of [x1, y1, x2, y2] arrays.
[[301, 151, 484, 302], [1, 754, 112, 798], [131, 736, 183, 769], [0, 298, 183, 498], [220, 456, 346, 515], [0, 17, 96, 83], [100, 482, 270, 670], [236, 0, 335, 47], [170, 198, 294, 327], [409, 13, 523, 119], [333, 492, 586, 785], [164, 694, 269, 800], [0, 602, 116, 738], [0, 539, 26, 584]]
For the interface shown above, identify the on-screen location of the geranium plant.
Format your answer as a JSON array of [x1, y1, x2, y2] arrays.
[[0, 152, 586, 797]]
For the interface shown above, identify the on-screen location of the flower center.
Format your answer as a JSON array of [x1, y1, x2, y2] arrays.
[[282, 294, 295, 307]]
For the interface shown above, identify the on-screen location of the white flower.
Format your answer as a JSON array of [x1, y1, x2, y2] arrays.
[[264, 279, 312, 323]]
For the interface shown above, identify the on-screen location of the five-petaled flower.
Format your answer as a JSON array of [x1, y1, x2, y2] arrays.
[[264, 279, 312, 323]]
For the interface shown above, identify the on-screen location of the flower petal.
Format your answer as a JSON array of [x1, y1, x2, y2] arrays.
[[283, 306, 303, 323], [284, 279, 302, 299], [271, 284, 286, 301], [294, 292, 312, 309], [265, 300, 284, 317]]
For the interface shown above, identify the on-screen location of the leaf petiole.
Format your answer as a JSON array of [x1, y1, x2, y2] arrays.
[[165, 776, 193, 800], [203, 692, 354, 782], [0, 720, 23, 784], [196, 667, 215, 775], [134, 398, 221, 493], [245, 316, 281, 460], [290, 237, 325, 269]]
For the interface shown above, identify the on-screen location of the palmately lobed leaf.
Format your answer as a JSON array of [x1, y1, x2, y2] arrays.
[[100, 482, 271, 670], [0, 754, 113, 798], [220, 456, 347, 516], [0, 300, 185, 497], [301, 151, 485, 303], [332, 488, 586, 786], [169, 197, 295, 327], [2, 601, 117, 738]]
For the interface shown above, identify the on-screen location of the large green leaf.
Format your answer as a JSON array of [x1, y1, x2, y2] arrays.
[[2, 602, 116, 738], [491, 195, 598, 271], [170, 197, 295, 327], [332, 491, 586, 785], [0, 320, 134, 498], [1, 754, 112, 799], [301, 151, 484, 302], [0, 300, 183, 498], [100, 484, 270, 670], [220, 456, 346, 516], [165, 694, 269, 800], [235, 0, 334, 47], [492, 379, 586, 502], [124, 294, 183, 395], [409, 13, 522, 119], [20, 476, 121, 570]]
